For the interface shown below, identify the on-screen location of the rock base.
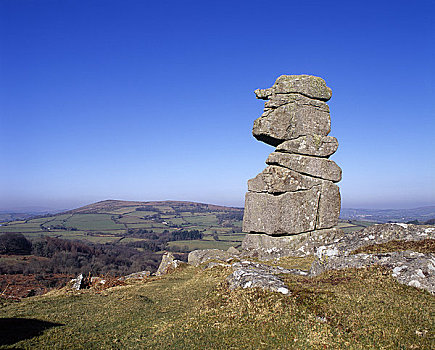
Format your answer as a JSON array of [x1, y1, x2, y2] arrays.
[[241, 228, 342, 260]]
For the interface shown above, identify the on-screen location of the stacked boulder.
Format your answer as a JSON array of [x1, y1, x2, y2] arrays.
[[243, 75, 341, 236]]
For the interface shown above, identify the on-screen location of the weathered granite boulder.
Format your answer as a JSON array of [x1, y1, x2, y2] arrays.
[[266, 152, 342, 182], [155, 252, 184, 276], [253, 103, 331, 146], [227, 261, 308, 295], [276, 135, 338, 157], [227, 246, 240, 255], [70, 273, 84, 290], [119, 271, 151, 281], [255, 75, 332, 101], [243, 188, 321, 235], [317, 181, 341, 229], [188, 249, 235, 267], [248, 165, 323, 194]]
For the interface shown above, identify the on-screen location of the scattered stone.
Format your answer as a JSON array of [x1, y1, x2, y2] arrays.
[[90, 277, 106, 285], [205, 261, 232, 269], [276, 135, 338, 157], [188, 249, 235, 267], [118, 271, 150, 281], [266, 152, 342, 183], [227, 246, 240, 255], [189, 224, 435, 295], [70, 273, 84, 291], [155, 252, 183, 276], [227, 260, 308, 295]]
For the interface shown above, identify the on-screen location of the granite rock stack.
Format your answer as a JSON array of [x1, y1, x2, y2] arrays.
[[243, 75, 341, 236]]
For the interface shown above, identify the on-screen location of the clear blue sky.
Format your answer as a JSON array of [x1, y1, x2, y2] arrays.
[[1, 0, 434, 211]]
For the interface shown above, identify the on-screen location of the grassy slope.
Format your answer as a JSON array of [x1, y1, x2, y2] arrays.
[[1, 261, 433, 349]]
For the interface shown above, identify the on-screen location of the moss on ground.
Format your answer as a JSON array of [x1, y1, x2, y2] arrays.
[[352, 239, 435, 255]]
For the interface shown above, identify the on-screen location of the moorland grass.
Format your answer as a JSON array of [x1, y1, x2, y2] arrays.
[[352, 239, 435, 255], [0, 263, 433, 349]]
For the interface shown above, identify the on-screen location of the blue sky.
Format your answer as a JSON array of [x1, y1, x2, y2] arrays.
[[1, 0, 434, 211]]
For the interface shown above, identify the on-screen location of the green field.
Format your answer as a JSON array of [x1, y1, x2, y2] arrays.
[[0, 201, 245, 251]]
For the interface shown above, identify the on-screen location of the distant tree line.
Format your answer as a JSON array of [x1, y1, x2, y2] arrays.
[[125, 229, 203, 252], [0, 233, 32, 255], [216, 212, 243, 223], [405, 218, 435, 225], [0, 233, 163, 276], [135, 207, 159, 212]]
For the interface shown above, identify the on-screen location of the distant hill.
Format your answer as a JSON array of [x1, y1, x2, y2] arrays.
[[64, 199, 242, 215], [340, 206, 435, 223], [0, 200, 245, 253]]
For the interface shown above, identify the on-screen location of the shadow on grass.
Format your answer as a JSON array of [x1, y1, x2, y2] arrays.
[[0, 318, 63, 346]]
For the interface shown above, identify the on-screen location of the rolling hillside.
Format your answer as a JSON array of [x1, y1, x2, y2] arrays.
[[0, 200, 245, 251]]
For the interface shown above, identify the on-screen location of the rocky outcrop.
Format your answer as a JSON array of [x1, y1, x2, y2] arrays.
[[311, 251, 435, 294], [70, 274, 84, 290], [188, 249, 235, 267], [118, 271, 150, 281], [242, 224, 434, 260], [241, 227, 343, 259], [243, 74, 341, 237], [227, 261, 308, 295], [155, 252, 184, 276], [314, 223, 434, 260], [189, 224, 434, 295]]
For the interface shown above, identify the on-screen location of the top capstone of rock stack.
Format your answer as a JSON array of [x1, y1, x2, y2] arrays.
[[252, 75, 333, 147], [255, 75, 332, 101]]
